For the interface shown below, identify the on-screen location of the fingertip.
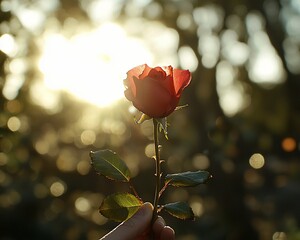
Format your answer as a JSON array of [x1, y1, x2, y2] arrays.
[[138, 202, 153, 219], [130, 202, 153, 224], [161, 226, 175, 240], [153, 216, 165, 235]]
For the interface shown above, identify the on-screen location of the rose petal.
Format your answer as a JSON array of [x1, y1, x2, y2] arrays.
[[173, 69, 191, 96], [162, 66, 175, 95], [164, 97, 180, 116], [133, 76, 172, 118], [127, 64, 146, 79], [139, 64, 152, 80], [124, 88, 134, 101], [162, 66, 173, 76], [148, 67, 166, 81], [125, 64, 147, 98]]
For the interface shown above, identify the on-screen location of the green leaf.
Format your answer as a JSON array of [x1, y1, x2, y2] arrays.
[[163, 202, 195, 220], [90, 150, 131, 182], [165, 170, 211, 187], [100, 193, 142, 222]]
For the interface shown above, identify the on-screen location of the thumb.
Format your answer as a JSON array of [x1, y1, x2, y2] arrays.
[[100, 202, 154, 240]]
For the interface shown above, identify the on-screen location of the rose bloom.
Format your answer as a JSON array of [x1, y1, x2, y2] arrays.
[[124, 64, 191, 118]]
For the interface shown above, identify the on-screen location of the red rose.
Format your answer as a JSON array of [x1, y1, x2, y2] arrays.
[[124, 64, 191, 118]]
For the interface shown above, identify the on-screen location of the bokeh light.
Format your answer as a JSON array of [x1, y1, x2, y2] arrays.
[[50, 180, 66, 197], [281, 137, 297, 152], [7, 116, 21, 132], [249, 153, 265, 169], [190, 197, 204, 217], [75, 197, 91, 214], [0, 34, 17, 57], [192, 154, 210, 170]]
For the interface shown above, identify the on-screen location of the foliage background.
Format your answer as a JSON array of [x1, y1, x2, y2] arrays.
[[1, 0, 300, 239]]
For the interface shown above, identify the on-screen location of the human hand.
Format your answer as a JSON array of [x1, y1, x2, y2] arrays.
[[100, 202, 175, 240]]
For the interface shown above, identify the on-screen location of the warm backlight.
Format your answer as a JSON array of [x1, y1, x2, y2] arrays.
[[38, 23, 153, 107]]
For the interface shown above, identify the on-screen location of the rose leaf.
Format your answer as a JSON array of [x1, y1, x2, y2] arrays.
[[100, 193, 143, 222], [165, 170, 211, 187], [90, 149, 131, 182], [163, 202, 195, 220]]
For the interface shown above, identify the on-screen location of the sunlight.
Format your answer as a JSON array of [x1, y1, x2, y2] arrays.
[[38, 23, 153, 107]]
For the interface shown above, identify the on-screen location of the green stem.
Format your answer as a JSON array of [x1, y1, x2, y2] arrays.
[[152, 118, 161, 223]]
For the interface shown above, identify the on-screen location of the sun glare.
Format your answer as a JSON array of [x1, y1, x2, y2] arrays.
[[38, 23, 153, 107]]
